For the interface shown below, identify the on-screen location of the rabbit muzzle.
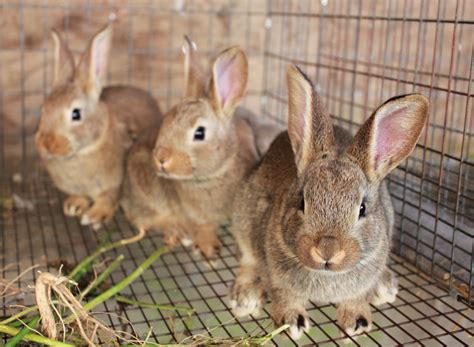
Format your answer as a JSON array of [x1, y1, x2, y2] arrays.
[[296, 234, 360, 272], [35, 132, 72, 157], [153, 146, 193, 178]]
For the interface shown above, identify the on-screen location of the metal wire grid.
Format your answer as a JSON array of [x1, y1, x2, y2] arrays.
[[260, 0, 473, 306], [1, 171, 473, 346], [0, 0, 267, 178], [0, 0, 473, 345]]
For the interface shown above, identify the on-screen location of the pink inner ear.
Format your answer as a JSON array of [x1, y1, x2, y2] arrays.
[[216, 60, 237, 106], [93, 35, 106, 79], [374, 106, 409, 170]]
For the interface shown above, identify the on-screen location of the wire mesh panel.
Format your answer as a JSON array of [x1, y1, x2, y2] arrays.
[[0, 0, 267, 178], [1, 172, 473, 345], [0, 0, 473, 346], [261, 0, 473, 306]]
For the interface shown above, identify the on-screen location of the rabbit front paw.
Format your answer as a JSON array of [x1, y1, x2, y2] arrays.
[[194, 225, 220, 259], [337, 304, 372, 337], [372, 272, 398, 306], [273, 308, 310, 340], [229, 279, 265, 317], [163, 232, 189, 249], [63, 196, 91, 217], [80, 203, 115, 229]]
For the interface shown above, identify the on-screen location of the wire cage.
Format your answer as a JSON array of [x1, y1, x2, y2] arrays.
[[0, 0, 472, 345]]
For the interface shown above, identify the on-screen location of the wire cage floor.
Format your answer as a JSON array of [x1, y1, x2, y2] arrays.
[[1, 170, 472, 346]]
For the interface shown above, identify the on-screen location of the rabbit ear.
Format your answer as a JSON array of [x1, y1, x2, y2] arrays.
[[51, 29, 75, 87], [78, 24, 113, 98], [183, 36, 207, 98], [209, 46, 248, 119], [348, 94, 429, 182], [286, 65, 334, 174]]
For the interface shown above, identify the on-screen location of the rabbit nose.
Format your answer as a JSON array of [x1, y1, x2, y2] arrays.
[[311, 236, 346, 269], [36, 132, 70, 156], [154, 146, 172, 169]]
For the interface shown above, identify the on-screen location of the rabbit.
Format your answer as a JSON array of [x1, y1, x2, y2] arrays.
[[35, 24, 162, 230], [229, 65, 429, 340], [120, 39, 261, 258]]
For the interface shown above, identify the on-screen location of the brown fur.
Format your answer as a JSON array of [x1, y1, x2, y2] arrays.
[[35, 25, 162, 229], [229, 65, 429, 340], [121, 43, 259, 258]]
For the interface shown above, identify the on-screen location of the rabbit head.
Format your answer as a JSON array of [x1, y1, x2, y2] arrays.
[[284, 65, 428, 273], [152, 38, 248, 180], [35, 25, 113, 158]]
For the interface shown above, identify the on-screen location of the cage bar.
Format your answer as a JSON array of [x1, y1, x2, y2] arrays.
[[0, 0, 472, 345]]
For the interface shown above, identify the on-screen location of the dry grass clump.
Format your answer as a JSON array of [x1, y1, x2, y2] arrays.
[[0, 229, 286, 346]]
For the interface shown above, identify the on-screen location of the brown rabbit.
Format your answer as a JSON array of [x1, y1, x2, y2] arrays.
[[35, 24, 162, 229], [121, 41, 260, 258], [229, 65, 429, 339]]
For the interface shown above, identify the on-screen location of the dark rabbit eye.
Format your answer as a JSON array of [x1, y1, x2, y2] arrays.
[[359, 202, 366, 219], [299, 192, 304, 213], [71, 108, 81, 121], [194, 126, 205, 141]]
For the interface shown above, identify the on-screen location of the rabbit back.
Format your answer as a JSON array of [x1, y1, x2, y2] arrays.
[[102, 85, 162, 141]]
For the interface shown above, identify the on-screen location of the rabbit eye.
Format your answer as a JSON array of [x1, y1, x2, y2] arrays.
[[359, 202, 366, 219], [71, 108, 81, 121], [194, 126, 206, 141]]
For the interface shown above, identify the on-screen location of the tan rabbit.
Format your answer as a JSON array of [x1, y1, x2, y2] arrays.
[[121, 41, 260, 258], [229, 65, 429, 339], [35, 24, 162, 229]]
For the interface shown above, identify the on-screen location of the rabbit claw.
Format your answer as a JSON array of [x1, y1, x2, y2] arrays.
[[63, 196, 90, 217], [181, 236, 193, 247], [80, 203, 114, 228], [163, 232, 181, 249]]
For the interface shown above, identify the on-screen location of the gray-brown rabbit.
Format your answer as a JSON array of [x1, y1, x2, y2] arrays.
[[229, 65, 429, 339], [121, 41, 261, 258], [35, 24, 162, 229]]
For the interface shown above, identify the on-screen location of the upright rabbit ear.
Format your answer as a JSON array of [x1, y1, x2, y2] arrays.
[[51, 29, 75, 87], [286, 65, 334, 174], [183, 36, 207, 98], [209, 46, 248, 118], [78, 24, 113, 98], [348, 94, 429, 183]]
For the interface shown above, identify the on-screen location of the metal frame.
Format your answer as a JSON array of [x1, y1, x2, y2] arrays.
[[261, 0, 473, 307], [0, 0, 472, 345]]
